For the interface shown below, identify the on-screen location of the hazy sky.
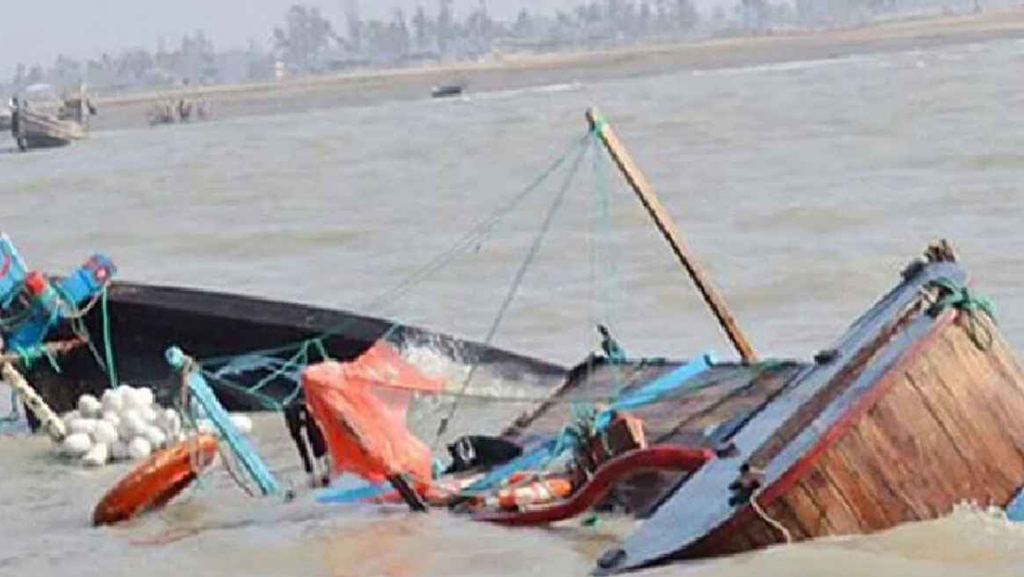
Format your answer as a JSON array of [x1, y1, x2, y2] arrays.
[[0, 0, 729, 76]]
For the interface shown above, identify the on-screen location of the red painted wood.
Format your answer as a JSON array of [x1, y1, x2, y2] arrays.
[[472, 445, 714, 526]]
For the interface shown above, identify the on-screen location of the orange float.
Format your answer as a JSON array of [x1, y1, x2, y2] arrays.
[[92, 434, 219, 526], [474, 474, 575, 511]]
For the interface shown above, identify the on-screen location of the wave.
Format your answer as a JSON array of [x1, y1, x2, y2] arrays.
[[443, 81, 585, 103], [692, 55, 870, 77]]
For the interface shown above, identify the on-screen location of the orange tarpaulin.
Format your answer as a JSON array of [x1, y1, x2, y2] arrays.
[[302, 341, 443, 486]]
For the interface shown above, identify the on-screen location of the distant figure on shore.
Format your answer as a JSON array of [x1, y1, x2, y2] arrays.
[[177, 98, 192, 122], [9, 97, 18, 137]]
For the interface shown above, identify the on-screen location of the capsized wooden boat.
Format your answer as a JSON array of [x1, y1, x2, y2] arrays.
[[593, 243, 1024, 573], [26, 281, 567, 415]]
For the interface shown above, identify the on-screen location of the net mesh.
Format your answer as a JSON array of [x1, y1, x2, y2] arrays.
[[303, 340, 444, 486]]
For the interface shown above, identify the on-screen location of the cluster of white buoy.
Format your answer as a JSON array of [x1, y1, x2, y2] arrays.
[[57, 385, 253, 467]]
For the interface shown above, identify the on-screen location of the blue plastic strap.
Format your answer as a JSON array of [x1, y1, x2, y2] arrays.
[[316, 482, 393, 504], [167, 346, 281, 496], [594, 353, 715, 430], [1007, 486, 1024, 521], [0, 234, 28, 308]]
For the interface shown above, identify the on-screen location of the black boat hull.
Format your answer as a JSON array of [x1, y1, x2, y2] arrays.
[[28, 281, 566, 414]]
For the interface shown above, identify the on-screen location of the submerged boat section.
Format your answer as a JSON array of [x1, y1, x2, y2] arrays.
[[597, 246, 1024, 573]]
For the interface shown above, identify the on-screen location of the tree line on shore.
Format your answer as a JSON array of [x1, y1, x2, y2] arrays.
[[0, 0, 1007, 95]]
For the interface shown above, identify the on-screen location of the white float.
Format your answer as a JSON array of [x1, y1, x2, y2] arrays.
[[55, 385, 256, 469], [61, 433, 92, 456], [93, 421, 119, 445], [82, 442, 110, 467], [128, 437, 152, 460], [101, 389, 124, 414], [77, 395, 102, 418]]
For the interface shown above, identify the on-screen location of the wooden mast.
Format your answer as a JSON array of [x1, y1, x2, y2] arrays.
[[585, 107, 758, 363]]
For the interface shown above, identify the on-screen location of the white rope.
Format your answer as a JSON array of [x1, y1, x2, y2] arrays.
[[750, 486, 792, 544]]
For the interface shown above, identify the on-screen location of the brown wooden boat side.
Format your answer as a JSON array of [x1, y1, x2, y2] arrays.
[[695, 309, 1024, 554]]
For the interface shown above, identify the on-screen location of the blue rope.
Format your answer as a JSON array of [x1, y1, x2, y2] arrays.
[[313, 353, 718, 504], [460, 353, 716, 494]]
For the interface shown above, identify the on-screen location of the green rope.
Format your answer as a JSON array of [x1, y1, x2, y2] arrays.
[[101, 287, 119, 388], [433, 137, 592, 446], [11, 344, 62, 373], [193, 132, 594, 413], [926, 277, 997, 350], [197, 132, 592, 372]]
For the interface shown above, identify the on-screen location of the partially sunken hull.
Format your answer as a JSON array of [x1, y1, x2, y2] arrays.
[[598, 249, 1024, 573], [27, 282, 566, 415]]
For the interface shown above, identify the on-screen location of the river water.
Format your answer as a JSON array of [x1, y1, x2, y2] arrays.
[[3, 36, 1024, 577]]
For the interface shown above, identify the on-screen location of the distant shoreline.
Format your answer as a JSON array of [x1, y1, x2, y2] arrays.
[[91, 8, 1024, 130]]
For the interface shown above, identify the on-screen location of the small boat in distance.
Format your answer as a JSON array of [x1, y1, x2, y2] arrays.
[[431, 84, 465, 98]]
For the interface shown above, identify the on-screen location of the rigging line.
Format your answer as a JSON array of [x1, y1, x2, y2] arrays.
[[433, 137, 592, 447], [197, 132, 592, 368]]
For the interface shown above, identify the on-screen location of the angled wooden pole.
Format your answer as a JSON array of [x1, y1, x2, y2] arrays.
[[586, 107, 758, 363]]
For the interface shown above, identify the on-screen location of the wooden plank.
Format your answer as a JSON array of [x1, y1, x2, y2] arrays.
[[869, 370, 976, 506], [981, 321, 1024, 406], [797, 467, 864, 535], [876, 368, 987, 512], [836, 423, 923, 524], [586, 107, 757, 363], [910, 336, 1024, 499], [944, 320, 1024, 437], [813, 434, 901, 530], [853, 411, 937, 519], [782, 481, 836, 537]]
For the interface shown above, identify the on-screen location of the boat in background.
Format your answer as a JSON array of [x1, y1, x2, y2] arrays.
[[431, 84, 465, 98], [14, 109, 87, 149], [11, 85, 92, 150]]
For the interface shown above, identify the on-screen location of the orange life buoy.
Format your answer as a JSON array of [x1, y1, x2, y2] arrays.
[[92, 434, 219, 526]]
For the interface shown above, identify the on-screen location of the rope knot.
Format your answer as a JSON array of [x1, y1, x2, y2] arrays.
[[926, 277, 997, 350]]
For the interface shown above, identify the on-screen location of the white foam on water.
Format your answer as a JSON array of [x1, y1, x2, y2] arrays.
[[692, 55, 871, 77]]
